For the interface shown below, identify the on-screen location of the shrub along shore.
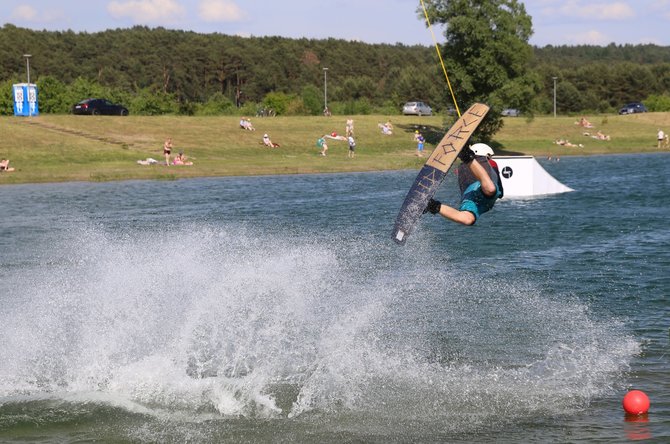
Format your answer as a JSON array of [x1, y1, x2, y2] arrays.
[[1, 112, 668, 185]]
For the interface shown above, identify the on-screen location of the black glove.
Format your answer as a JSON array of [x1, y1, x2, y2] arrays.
[[424, 198, 442, 215], [458, 147, 476, 164]]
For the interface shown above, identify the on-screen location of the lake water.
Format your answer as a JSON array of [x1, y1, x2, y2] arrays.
[[0, 153, 668, 443]]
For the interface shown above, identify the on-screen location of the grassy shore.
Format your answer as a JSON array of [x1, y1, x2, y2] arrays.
[[1, 112, 668, 185]]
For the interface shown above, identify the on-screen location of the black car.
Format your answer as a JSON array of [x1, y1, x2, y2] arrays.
[[618, 102, 647, 115], [72, 98, 129, 116]]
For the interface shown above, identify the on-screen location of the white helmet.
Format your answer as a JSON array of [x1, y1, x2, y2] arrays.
[[470, 143, 494, 157]]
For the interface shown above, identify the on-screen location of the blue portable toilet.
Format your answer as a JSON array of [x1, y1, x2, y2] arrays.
[[12, 83, 39, 116]]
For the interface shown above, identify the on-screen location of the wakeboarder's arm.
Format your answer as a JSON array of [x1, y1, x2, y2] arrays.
[[426, 199, 476, 226], [468, 158, 497, 197], [436, 203, 476, 226]]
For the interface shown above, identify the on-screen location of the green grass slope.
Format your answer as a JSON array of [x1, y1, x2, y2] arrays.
[[1, 112, 668, 185]]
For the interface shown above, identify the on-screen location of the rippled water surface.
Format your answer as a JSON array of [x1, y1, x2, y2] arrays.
[[0, 153, 668, 442]]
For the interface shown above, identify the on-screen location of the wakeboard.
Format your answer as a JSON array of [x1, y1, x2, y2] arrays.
[[392, 103, 490, 245]]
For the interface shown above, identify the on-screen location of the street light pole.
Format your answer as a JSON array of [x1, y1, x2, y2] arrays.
[[24, 54, 32, 117], [23, 54, 31, 85], [323, 67, 328, 115], [552, 76, 558, 118]]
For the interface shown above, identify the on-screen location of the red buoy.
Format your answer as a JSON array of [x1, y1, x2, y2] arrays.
[[623, 390, 650, 415]]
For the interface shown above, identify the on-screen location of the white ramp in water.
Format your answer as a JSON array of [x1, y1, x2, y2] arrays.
[[493, 155, 574, 197]]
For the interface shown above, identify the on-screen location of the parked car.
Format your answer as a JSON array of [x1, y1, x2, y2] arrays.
[[618, 102, 647, 115], [501, 108, 521, 117], [72, 98, 129, 116], [402, 101, 432, 116]]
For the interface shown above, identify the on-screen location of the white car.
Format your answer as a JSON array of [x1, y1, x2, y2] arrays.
[[402, 101, 432, 116], [501, 108, 520, 117]]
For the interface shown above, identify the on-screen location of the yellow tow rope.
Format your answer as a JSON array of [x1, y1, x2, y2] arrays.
[[419, 0, 461, 117]]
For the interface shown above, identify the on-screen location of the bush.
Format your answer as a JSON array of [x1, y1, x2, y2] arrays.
[[372, 99, 399, 115], [195, 92, 236, 115], [238, 102, 258, 117], [284, 97, 308, 115], [129, 88, 178, 115], [262, 91, 293, 115], [327, 99, 376, 116], [644, 94, 670, 112], [0, 79, 17, 115], [37, 76, 74, 114]]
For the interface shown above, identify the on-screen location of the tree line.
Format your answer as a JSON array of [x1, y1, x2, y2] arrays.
[[1, 23, 669, 117]]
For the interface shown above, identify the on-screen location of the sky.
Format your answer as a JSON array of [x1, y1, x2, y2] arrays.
[[1, 0, 669, 47]]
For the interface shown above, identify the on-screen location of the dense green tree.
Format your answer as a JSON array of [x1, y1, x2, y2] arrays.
[[301, 84, 322, 115], [422, 0, 539, 139], [391, 66, 441, 109], [35, 75, 69, 113], [652, 64, 670, 93], [1, 24, 669, 117], [0, 24, 445, 115], [556, 80, 584, 113], [67, 77, 110, 103]]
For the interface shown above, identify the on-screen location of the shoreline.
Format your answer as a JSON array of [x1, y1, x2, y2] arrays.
[[3, 151, 670, 188]]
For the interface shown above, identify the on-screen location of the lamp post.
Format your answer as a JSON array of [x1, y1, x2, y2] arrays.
[[552, 76, 558, 117], [23, 54, 31, 84], [323, 67, 328, 115], [24, 54, 32, 117]]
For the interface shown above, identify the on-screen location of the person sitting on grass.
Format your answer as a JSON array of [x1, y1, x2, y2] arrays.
[[262, 134, 280, 148], [378, 122, 393, 135], [0, 158, 15, 172], [173, 152, 193, 166], [577, 116, 593, 128], [240, 117, 255, 131]]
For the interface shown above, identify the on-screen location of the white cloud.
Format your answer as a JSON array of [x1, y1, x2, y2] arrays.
[[574, 2, 634, 20], [11, 4, 66, 24], [198, 0, 244, 23], [539, 0, 635, 21], [107, 0, 186, 23], [11, 5, 39, 21]]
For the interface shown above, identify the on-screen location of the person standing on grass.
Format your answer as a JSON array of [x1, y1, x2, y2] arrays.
[[163, 137, 173, 166], [414, 130, 425, 157], [347, 136, 356, 158], [317, 136, 328, 156], [658, 129, 665, 149], [346, 118, 354, 137]]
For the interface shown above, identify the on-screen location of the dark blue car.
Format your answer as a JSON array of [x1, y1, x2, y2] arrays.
[[618, 102, 647, 115]]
